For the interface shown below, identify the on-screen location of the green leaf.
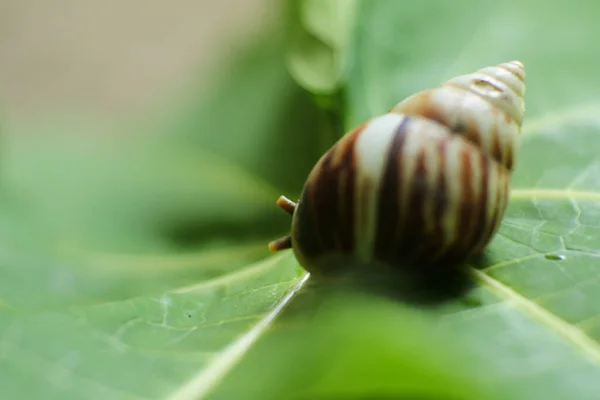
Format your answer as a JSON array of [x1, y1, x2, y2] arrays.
[[0, 253, 305, 399]]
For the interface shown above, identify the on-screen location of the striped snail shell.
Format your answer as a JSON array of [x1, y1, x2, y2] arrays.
[[269, 61, 526, 276]]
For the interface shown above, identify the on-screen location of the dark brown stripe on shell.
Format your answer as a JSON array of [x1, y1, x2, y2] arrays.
[[455, 145, 475, 259], [292, 187, 323, 259], [337, 130, 360, 252], [308, 154, 333, 251], [490, 112, 502, 167], [293, 149, 338, 260], [292, 125, 363, 261], [470, 152, 489, 254], [503, 110, 519, 170], [313, 148, 345, 252], [505, 140, 514, 171], [390, 139, 428, 266], [373, 117, 410, 264], [423, 137, 449, 263]]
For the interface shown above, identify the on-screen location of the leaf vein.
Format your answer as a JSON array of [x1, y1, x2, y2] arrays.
[[169, 252, 292, 294], [511, 189, 600, 201], [480, 253, 545, 272]]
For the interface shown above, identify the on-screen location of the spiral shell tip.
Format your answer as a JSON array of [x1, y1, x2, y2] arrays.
[[497, 60, 526, 83], [509, 60, 524, 69]]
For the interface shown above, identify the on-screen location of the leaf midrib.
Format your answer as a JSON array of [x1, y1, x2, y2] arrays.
[[511, 189, 600, 201]]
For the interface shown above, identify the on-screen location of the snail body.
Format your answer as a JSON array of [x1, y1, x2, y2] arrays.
[[269, 61, 526, 275]]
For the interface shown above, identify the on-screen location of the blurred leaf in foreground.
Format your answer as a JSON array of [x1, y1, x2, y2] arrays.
[[203, 289, 503, 400]]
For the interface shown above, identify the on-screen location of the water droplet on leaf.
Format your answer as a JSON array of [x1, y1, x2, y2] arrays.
[[545, 254, 565, 261]]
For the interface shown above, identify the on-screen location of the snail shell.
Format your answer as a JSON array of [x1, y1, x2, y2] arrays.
[[269, 61, 526, 275]]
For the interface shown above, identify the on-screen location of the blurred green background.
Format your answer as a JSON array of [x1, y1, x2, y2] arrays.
[[2, 1, 600, 399]]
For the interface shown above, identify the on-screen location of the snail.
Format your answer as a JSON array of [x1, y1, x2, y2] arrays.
[[268, 61, 526, 276]]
